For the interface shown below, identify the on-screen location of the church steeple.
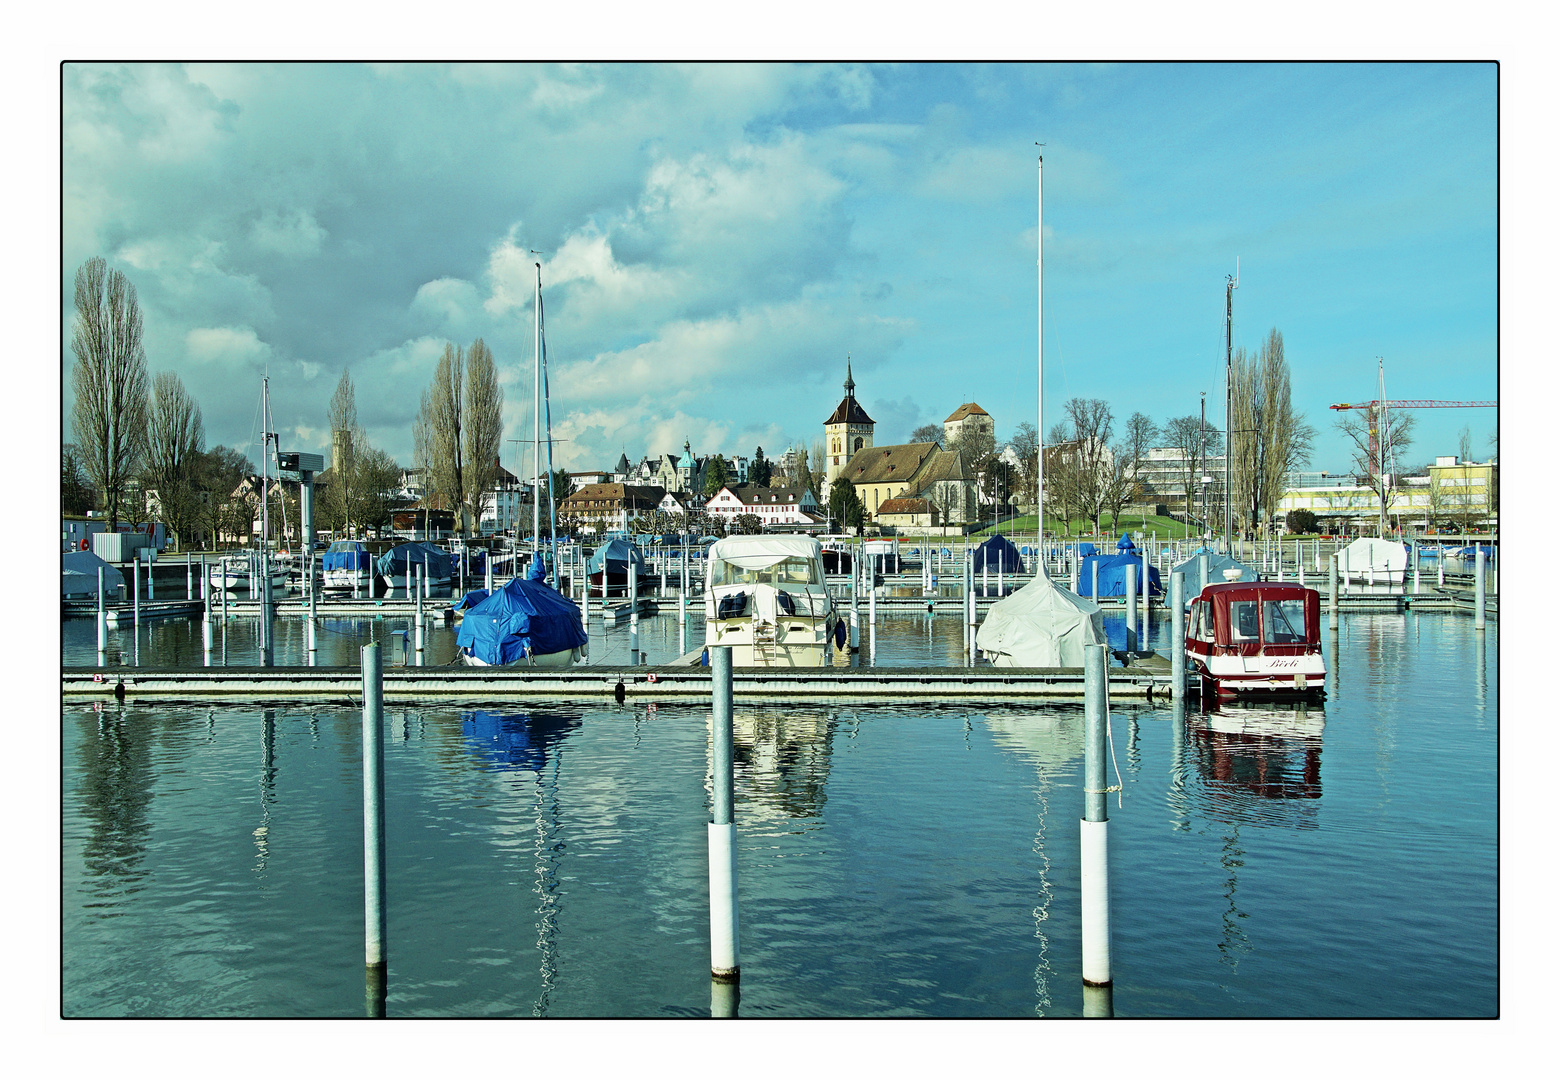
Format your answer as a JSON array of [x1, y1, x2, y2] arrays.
[[844, 356, 855, 398]]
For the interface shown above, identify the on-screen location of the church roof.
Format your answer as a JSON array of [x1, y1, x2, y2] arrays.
[[825, 396, 875, 426], [842, 442, 938, 485]]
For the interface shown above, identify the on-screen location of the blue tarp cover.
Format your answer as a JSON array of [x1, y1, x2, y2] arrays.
[[973, 533, 1026, 574], [1078, 552, 1163, 597], [1116, 533, 1137, 553], [587, 538, 644, 576], [377, 542, 453, 580], [453, 549, 486, 575], [322, 541, 369, 572], [456, 572, 588, 665]]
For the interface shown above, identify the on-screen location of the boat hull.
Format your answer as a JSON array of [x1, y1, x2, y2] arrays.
[[1187, 649, 1326, 696], [460, 647, 582, 668]]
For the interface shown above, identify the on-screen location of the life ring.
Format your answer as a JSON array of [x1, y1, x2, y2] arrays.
[[646, 673, 658, 684], [80, 538, 90, 550], [93, 673, 103, 683]]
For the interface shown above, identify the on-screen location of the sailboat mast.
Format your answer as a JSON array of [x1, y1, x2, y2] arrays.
[[1036, 150, 1044, 545], [260, 376, 271, 553], [1377, 357, 1390, 538], [533, 262, 542, 549], [1223, 260, 1238, 554]]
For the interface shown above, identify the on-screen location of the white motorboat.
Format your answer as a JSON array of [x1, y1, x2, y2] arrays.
[[704, 534, 840, 667], [209, 553, 287, 593]]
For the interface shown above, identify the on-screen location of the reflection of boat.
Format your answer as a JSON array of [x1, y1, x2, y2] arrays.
[[322, 540, 372, 591], [1186, 701, 1325, 808], [1186, 581, 1325, 696], [460, 710, 582, 772], [979, 709, 1084, 778], [704, 535, 840, 667], [730, 706, 837, 822]]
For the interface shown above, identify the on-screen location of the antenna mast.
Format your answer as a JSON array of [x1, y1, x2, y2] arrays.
[[1223, 258, 1238, 554]]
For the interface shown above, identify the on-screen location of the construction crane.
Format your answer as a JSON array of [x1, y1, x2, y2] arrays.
[[1329, 382, 1496, 536]]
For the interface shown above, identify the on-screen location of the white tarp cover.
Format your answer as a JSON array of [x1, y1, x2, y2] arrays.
[[976, 571, 1105, 668], [1341, 536, 1407, 577], [708, 534, 823, 570], [62, 550, 124, 597]]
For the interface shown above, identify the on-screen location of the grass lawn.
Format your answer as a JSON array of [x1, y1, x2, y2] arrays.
[[969, 513, 1210, 540]]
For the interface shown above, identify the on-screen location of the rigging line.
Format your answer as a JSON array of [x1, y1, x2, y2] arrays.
[[540, 292, 559, 575]]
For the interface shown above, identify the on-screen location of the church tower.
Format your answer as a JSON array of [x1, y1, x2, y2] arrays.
[[823, 358, 875, 492]]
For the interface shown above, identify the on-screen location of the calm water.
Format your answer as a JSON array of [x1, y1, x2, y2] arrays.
[[62, 608, 1496, 1017]]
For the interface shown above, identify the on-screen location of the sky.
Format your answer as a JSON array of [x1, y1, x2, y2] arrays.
[[59, 61, 1497, 479]]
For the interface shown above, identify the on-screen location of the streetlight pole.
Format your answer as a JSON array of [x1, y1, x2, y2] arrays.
[[1223, 261, 1238, 556]]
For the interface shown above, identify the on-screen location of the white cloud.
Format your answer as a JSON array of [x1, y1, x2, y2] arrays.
[[185, 325, 271, 367], [251, 208, 327, 257]]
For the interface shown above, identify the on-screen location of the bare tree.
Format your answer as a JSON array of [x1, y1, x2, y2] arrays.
[[70, 257, 150, 528], [1336, 407, 1415, 534], [1008, 422, 1039, 511], [1232, 330, 1314, 535], [421, 343, 469, 535], [910, 422, 944, 447], [462, 338, 504, 534], [142, 372, 206, 550], [1061, 397, 1114, 531], [1162, 414, 1222, 529], [322, 371, 361, 537]]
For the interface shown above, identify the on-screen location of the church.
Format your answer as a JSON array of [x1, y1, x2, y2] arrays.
[[822, 361, 984, 530]]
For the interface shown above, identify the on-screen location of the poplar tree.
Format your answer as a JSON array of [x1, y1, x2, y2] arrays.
[[70, 257, 150, 529]]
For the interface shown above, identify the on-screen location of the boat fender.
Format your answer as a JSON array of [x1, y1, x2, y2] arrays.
[[614, 679, 626, 703], [834, 619, 848, 649]]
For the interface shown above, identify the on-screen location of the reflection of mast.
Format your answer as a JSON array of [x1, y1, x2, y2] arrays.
[[532, 748, 564, 1017], [1167, 698, 1192, 831], [1217, 826, 1251, 971], [254, 708, 276, 873], [1030, 771, 1055, 1016]]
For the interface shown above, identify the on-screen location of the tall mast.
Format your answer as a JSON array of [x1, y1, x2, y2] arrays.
[[1036, 150, 1044, 542], [1223, 259, 1238, 554], [260, 376, 271, 551], [1377, 357, 1389, 538], [533, 262, 542, 548]]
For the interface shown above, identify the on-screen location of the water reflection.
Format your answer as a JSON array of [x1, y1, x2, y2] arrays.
[[980, 709, 1085, 1017], [254, 709, 276, 874], [731, 706, 839, 823], [1185, 701, 1325, 825], [76, 705, 155, 902], [460, 711, 583, 773]]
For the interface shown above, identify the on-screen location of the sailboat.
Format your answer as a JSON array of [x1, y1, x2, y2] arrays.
[[456, 262, 588, 667], [210, 377, 290, 594]]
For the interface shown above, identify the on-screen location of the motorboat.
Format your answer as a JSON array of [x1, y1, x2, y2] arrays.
[[321, 540, 373, 591], [704, 534, 840, 667], [456, 556, 587, 667], [377, 541, 453, 591], [1185, 579, 1325, 697], [586, 537, 645, 598], [209, 551, 287, 593]]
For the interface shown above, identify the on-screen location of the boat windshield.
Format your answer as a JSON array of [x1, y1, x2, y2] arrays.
[[711, 555, 821, 587], [1263, 598, 1308, 644], [1229, 600, 1261, 643]]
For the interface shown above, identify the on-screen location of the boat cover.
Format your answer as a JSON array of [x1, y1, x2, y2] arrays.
[[452, 588, 492, 615], [1340, 537, 1407, 579], [377, 542, 453, 581], [455, 568, 587, 665], [972, 533, 1025, 574], [62, 551, 124, 597], [1173, 551, 1256, 595], [1117, 533, 1137, 552], [976, 571, 1105, 668], [322, 541, 370, 572], [452, 548, 486, 576], [1078, 552, 1163, 597], [708, 534, 822, 570], [587, 537, 644, 576]]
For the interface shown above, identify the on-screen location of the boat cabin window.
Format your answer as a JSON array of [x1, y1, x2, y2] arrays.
[[710, 555, 822, 587], [1263, 598, 1308, 644], [1229, 600, 1261, 643], [1191, 601, 1212, 641]]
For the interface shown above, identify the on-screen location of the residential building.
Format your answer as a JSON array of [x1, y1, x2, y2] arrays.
[[875, 496, 938, 530], [704, 484, 823, 528], [836, 441, 982, 527], [1277, 456, 1497, 532], [558, 483, 666, 534]]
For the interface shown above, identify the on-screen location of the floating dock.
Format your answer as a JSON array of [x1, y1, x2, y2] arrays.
[[63, 661, 1182, 703]]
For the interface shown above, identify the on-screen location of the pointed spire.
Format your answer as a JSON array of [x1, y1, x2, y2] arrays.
[[844, 355, 855, 397]]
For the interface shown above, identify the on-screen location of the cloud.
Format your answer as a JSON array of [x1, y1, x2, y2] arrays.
[[185, 325, 271, 368], [251, 208, 327, 257]]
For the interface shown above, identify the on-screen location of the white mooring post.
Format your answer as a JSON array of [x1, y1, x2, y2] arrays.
[[1474, 547, 1487, 630], [1329, 553, 1339, 629], [414, 566, 424, 665], [1092, 559, 1100, 604], [629, 557, 640, 665], [308, 584, 318, 666], [1125, 564, 1138, 653], [1341, 548, 1351, 595], [849, 553, 860, 653], [133, 555, 141, 626], [1413, 542, 1421, 595], [708, 646, 740, 987], [1081, 644, 1113, 1005], [361, 642, 387, 1015], [97, 565, 108, 666], [1171, 571, 1186, 699], [186, 553, 192, 599]]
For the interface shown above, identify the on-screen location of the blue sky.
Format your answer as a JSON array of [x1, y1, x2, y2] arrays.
[[59, 62, 1497, 477]]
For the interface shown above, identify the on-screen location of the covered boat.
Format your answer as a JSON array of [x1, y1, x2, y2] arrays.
[[1338, 536, 1407, 585], [975, 572, 1105, 668], [1078, 547, 1163, 597], [62, 550, 124, 600], [321, 540, 372, 591], [586, 537, 645, 598], [1171, 549, 1256, 599], [973, 533, 1025, 574], [456, 555, 587, 667], [704, 534, 839, 667], [378, 542, 453, 590], [1185, 581, 1325, 697]]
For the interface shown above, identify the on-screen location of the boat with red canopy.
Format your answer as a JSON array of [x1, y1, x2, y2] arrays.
[[1186, 580, 1325, 697]]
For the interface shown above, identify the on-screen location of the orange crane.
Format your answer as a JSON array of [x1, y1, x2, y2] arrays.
[[1328, 398, 1497, 481]]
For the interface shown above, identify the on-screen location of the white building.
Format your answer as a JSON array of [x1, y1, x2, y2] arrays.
[[705, 484, 823, 528]]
